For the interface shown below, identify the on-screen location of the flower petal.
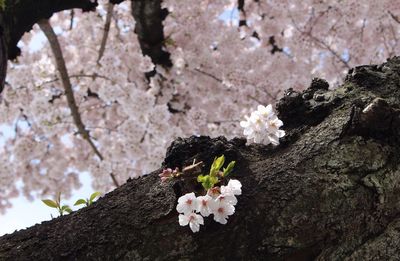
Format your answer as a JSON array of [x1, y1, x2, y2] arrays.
[[178, 214, 189, 226]]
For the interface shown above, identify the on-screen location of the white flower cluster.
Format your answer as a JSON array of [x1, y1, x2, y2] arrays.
[[240, 104, 285, 146], [176, 179, 242, 233]]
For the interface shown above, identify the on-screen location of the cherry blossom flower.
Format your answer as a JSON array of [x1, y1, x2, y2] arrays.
[[240, 104, 285, 146], [217, 179, 242, 206], [138, 55, 155, 72], [159, 168, 172, 182], [158, 167, 179, 182], [210, 200, 235, 225], [196, 195, 213, 217], [216, 193, 237, 206], [178, 212, 204, 233], [221, 179, 242, 196], [257, 104, 273, 118], [176, 170, 241, 231], [207, 186, 221, 199], [176, 192, 198, 214]]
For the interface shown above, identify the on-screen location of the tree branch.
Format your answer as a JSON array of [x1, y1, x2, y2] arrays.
[[5, 0, 98, 59], [131, 0, 172, 67], [193, 68, 223, 83], [0, 0, 99, 93], [289, 12, 351, 69], [97, 3, 114, 64], [69, 10, 75, 30], [238, 0, 247, 27], [192, 68, 276, 101], [41, 73, 116, 86], [388, 11, 400, 24], [37, 19, 119, 188]]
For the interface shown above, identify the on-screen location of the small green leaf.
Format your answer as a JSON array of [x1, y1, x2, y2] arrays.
[[198, 175, 218, 190], [89, 192, 101, 203], [223, 161, 236, 177], [197, 174, 206, 183], [74, 199, 87, 206], [42, 199, 58, 208], [63, 206, 72, 214], [210, 155, 225, 176], [207, 176, 219, 190]]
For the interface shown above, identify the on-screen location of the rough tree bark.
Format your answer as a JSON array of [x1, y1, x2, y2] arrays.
[[1, 57, 400, 260]]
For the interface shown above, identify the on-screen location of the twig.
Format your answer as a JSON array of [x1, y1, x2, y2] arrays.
[[208, 119, 240, 124], [193, 68, 223, 83], [41, 73, 116, 86], [289, 13, 350, 69], [69, 10, 75, 30], [38, 19, 120, 188], [360, 18, 366, 41], [389, 11, 400, 24], [182, 161, 204, 177], [308, 34, 350, 69], [192, 68, 275, 100], [110, 172, 119, 188], [97, 3, 114, 64]]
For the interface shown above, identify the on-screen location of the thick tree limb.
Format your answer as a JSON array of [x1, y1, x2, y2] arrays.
[[38, 19, 119, 188], [5, 0, 98, 60], [131, 0, 172, 67], [0, 0, 98, 92], [1, 0, 172, 92], [238, 0, 247, 27], [1, 57, 400, 260]]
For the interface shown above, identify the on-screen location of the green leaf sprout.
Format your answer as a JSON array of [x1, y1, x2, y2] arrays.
[[223, 161, 236, 177], [197, 155, 236, 190], [42, 192, 101, 217], [209, 155, 225, 177], [74, 191, 101, 207], [197, 174, 219, 190], [41, 192, 72, 216]]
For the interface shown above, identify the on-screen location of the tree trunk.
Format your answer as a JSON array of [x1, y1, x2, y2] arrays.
[[1, 57, 400, 260]]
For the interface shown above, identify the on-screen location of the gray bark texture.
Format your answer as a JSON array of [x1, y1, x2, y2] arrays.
[[1, 58, 400, 260]]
